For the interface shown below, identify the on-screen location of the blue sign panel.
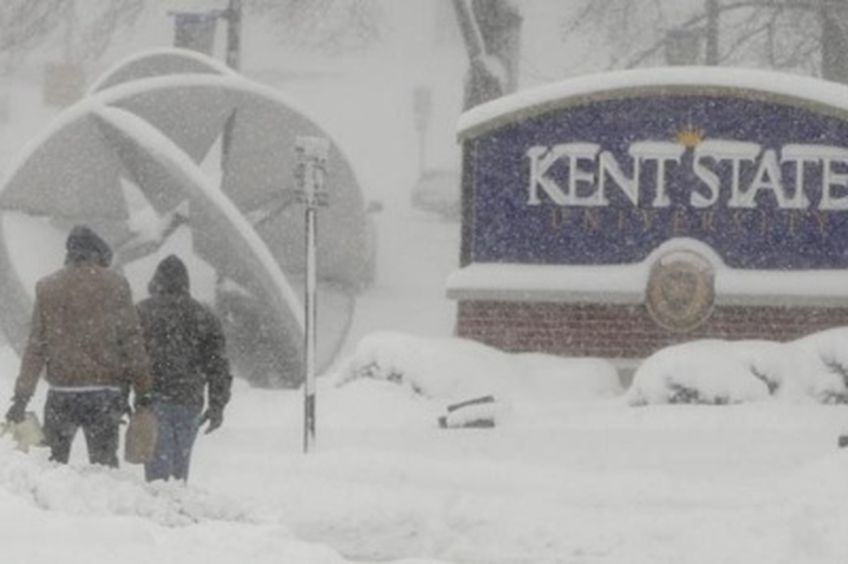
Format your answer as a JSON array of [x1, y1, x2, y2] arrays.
[[469, 93, 848, 269]]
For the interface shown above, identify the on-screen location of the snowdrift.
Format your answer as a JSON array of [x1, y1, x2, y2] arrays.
[[0, 437, 254, 527], [628, 328, 848, 405], [338, 329, 848, 408], [336, 331, 622, 405]]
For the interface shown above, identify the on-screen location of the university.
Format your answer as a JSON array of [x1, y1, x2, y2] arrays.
[[526, 140, 848, 211], [448, 68, 848, 370]]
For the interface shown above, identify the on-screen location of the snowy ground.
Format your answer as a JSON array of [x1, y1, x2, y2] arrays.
[[3, 4, 848, 563], [5, 337, 848, 563]]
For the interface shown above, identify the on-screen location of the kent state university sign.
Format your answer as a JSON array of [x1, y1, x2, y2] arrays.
[[460, 70, 848, 271]]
